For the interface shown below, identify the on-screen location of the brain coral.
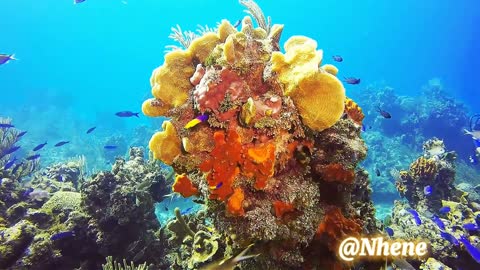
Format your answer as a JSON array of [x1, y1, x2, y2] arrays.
[[143, 13, 372, 269]]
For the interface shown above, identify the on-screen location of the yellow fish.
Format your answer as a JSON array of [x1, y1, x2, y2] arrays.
[[184, 114, 209, 129]]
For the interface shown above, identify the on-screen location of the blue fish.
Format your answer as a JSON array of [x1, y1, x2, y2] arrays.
[[54, 141, 70, 147], [104, 145, 118, 150], [180, 207, 194, 215], [86, 127, 96, 134], [440, 231, 459, 246], [344, 77, 361, 85], [50, 231, 75, 240], [385, 227, 394, 237], [463, 223, 479, 231], [17, 131, 27, 138], [439, 206, 451, 215], [407, 209, 422, 225], [12, 162, 23, 175], [473, 139, 480, 148], [0, 54, 16, 65], [22, 187, 34, 197], [332, 55, 343, 62], [26, 154, 40, 160], [431, 215, 445, 230], [2, 145, 21, 156], [74, 0, 86, 4], [424, 185, 432, 196], [4, 157, 17, 170], [33, 142, 47, 151], [0, 123, 14, 128], [459, 235, 480, 263], [115, 111, 139, 118], [475, 214, 480, 228], [470, 155, 479, 165]]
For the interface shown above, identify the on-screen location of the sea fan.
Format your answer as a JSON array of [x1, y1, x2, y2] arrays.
[[239, 0, 271, 33]]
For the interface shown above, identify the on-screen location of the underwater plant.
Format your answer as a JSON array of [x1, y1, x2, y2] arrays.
[[101, 256, 148, 270]]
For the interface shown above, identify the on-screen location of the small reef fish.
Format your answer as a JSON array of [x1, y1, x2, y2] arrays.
[[74, 0, 86, 4], [473, 139, 480, 148], [431, 215, 445, 230], [199, 243, 259, 270], [459, 235, 480, 263], [180, 207, 194, 215], [12, 162, 23, 175], [392, 259, 416, 270], [16, 131, 27, 138], [463, 223, 479, 231], [407, 209, 421, 225], [209, 182, 223, 190], [1, 145, 21, 156], [385, 227, 394, 237], [476, 214, 480, 227], [86, 127, 96, 134], [470, 155, 478, 165], [4, 157, 17, 170], [233, 20, 241, 28], [424, 185, 432, 196], [26, 154, 40, 160], [343, 77, 361, 85], [54, 141, 70, 147], [376, 107, 392, 119], [439, 206, 451, 215], [440, 231, 459, 246], [464, 129, 480, 140], [29, 189, 49, 201], [375, 168, 381, 177], [332, 55, 343, 62], [104, 145, 118, 150], [0, 123, 14, 128], [33, 142, 47, 151], [185, 114, 209, 129], [50, 231, 76, 240], [0, 54, 16, 65], [115, 111, 139, 118], [23, 187, 34, 197]]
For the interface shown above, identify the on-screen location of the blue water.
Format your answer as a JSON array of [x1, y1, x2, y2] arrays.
[[1, 0, 479, 219]]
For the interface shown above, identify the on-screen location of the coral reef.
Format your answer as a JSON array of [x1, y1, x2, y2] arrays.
[[394, 138, 456, 212], [142, 3, 377, 268], [0, 147, 171, 269], [388, 139, 480, 269]]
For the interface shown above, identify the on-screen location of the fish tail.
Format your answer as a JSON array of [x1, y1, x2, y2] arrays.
[[464, 129, 471, 135], [135, 113, 139, 118], [10, 54, 17, 60]]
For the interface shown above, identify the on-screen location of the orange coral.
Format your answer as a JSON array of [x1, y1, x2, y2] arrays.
[[273, 201, 295, 218], [316, 207, 362, 251], [344, 98, 364, 125], [172, 174, 199, 197], [243, 142, 275, 189], [199, 129, 242, 201], [227, 187, 245, 216], [320, 163, 355, 184]]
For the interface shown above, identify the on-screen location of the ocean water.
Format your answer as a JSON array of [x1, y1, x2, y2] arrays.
[[1, 0, 480, 269]]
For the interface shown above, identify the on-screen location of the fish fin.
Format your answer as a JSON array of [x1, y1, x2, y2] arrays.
[[464, 129, 472, 135], [10, 54, 17, 60], [135, 113, 139, 118]]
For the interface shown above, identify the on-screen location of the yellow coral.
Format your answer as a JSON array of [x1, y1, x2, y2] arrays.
[[141, 98, 170, 117], [149, 121, 182, 165], [321, 64, 338, 76], [271, 36, 345, 131], [189, 32, 221, 63], [150, 50, 194, 108], [217, 19, 238, 42], [410, 157, 437, 180]]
